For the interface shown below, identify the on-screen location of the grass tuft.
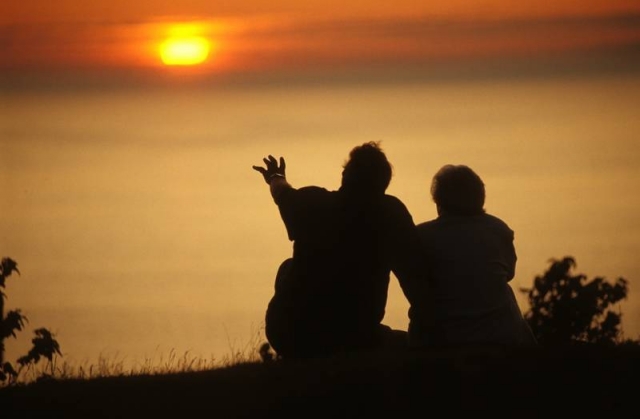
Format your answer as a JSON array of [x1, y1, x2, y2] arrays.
[[2, 327, 269, 386]]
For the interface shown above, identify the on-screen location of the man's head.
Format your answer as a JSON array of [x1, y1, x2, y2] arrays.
[[431, 164, 485, 216], [341, 142, 392, 196]]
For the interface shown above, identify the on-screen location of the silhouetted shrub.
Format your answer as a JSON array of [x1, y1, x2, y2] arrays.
[[1, 257, 62, 385], [520, 256, 632, 346]]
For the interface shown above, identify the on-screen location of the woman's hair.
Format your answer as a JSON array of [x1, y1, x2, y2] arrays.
[[341, 141, 393, 195], [431, 164, 485, 215]]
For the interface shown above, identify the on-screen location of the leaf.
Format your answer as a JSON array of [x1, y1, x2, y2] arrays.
[[0, 257, 20, 277], [1, 309, 28, 339], [17, 354, 35, 366], [2, 362, 18, 377], [30, 327, 62, 361]]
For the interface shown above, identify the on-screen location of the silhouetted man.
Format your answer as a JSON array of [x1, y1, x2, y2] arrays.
[[253, 142, 423, 359]]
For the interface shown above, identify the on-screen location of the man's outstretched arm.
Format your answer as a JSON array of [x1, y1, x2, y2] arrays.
[[252, 155, 292, 201]]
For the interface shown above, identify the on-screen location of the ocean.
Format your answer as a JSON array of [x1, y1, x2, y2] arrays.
[[2, 74, 639, 368]]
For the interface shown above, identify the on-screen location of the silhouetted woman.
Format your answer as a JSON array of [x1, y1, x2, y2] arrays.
[[409, 165, 537, 349]]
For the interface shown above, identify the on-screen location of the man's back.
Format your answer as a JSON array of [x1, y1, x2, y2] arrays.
[[270, 186, 418, 354], [254, 143, 423, 359]]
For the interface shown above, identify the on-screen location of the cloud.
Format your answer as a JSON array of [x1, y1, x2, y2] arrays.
[[1, 13, 639, 85]]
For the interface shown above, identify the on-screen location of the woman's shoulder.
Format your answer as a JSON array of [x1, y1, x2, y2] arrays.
[[416, 218, 441, 234]]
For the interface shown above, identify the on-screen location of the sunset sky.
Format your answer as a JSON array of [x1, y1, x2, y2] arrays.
[[1, 1, 639, 85], [2, 1, 640, 365]]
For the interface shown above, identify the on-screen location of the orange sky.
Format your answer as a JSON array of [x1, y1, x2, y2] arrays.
[[2, 0, 640, 364], [1, 1, 640, 83], [3, 0, 640, 23]]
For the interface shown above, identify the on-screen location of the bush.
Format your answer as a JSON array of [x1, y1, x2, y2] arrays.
[[520, 256, 631, 346], [1, 257, 62, 385]]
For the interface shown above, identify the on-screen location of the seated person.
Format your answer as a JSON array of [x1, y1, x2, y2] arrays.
[[253, 142, 423, 359], [409, 164, 537, 349]]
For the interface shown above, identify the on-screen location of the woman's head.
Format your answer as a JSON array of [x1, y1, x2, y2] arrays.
[[431, 164, 485, 216]]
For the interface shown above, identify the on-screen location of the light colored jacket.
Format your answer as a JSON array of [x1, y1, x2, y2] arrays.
[[410, 213, 537, 347]]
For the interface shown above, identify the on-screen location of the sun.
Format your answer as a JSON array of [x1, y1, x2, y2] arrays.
[[158, 22, 213, 66], [160, 36, 211, 66]]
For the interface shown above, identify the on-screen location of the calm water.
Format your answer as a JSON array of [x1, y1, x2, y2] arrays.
[[2, 75, 639, 367]]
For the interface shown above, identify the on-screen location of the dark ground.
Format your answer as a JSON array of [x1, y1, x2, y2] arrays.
[[2, 344, 639, 418]]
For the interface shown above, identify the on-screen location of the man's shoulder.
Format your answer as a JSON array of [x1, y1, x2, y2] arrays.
[[380, 194, 413, 215], [296, 185, 332, 196], [279, 185, 332, 201], [482, 213, 513, 230], [275, 185, 335, 211], [381, 193, 408, 207]]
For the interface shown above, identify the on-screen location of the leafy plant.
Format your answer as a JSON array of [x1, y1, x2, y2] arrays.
[[0, 257, 62, 385], [520, 256, 631, 346]]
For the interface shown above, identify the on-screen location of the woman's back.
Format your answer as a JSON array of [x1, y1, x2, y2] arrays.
[[413, 213, 536, 347]]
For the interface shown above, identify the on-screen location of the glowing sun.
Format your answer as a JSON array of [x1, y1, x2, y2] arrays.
[[159, 25, 212, 66]]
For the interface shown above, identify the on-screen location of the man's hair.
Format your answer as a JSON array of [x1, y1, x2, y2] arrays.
[[341, 141, 393, 196], [431, 164, 485, 215]]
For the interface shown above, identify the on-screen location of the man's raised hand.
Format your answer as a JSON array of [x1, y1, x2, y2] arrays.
[[252, 155, 286, 184]]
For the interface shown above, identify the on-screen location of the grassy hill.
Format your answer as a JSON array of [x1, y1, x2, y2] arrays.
[[2, 344, 639, 418]]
